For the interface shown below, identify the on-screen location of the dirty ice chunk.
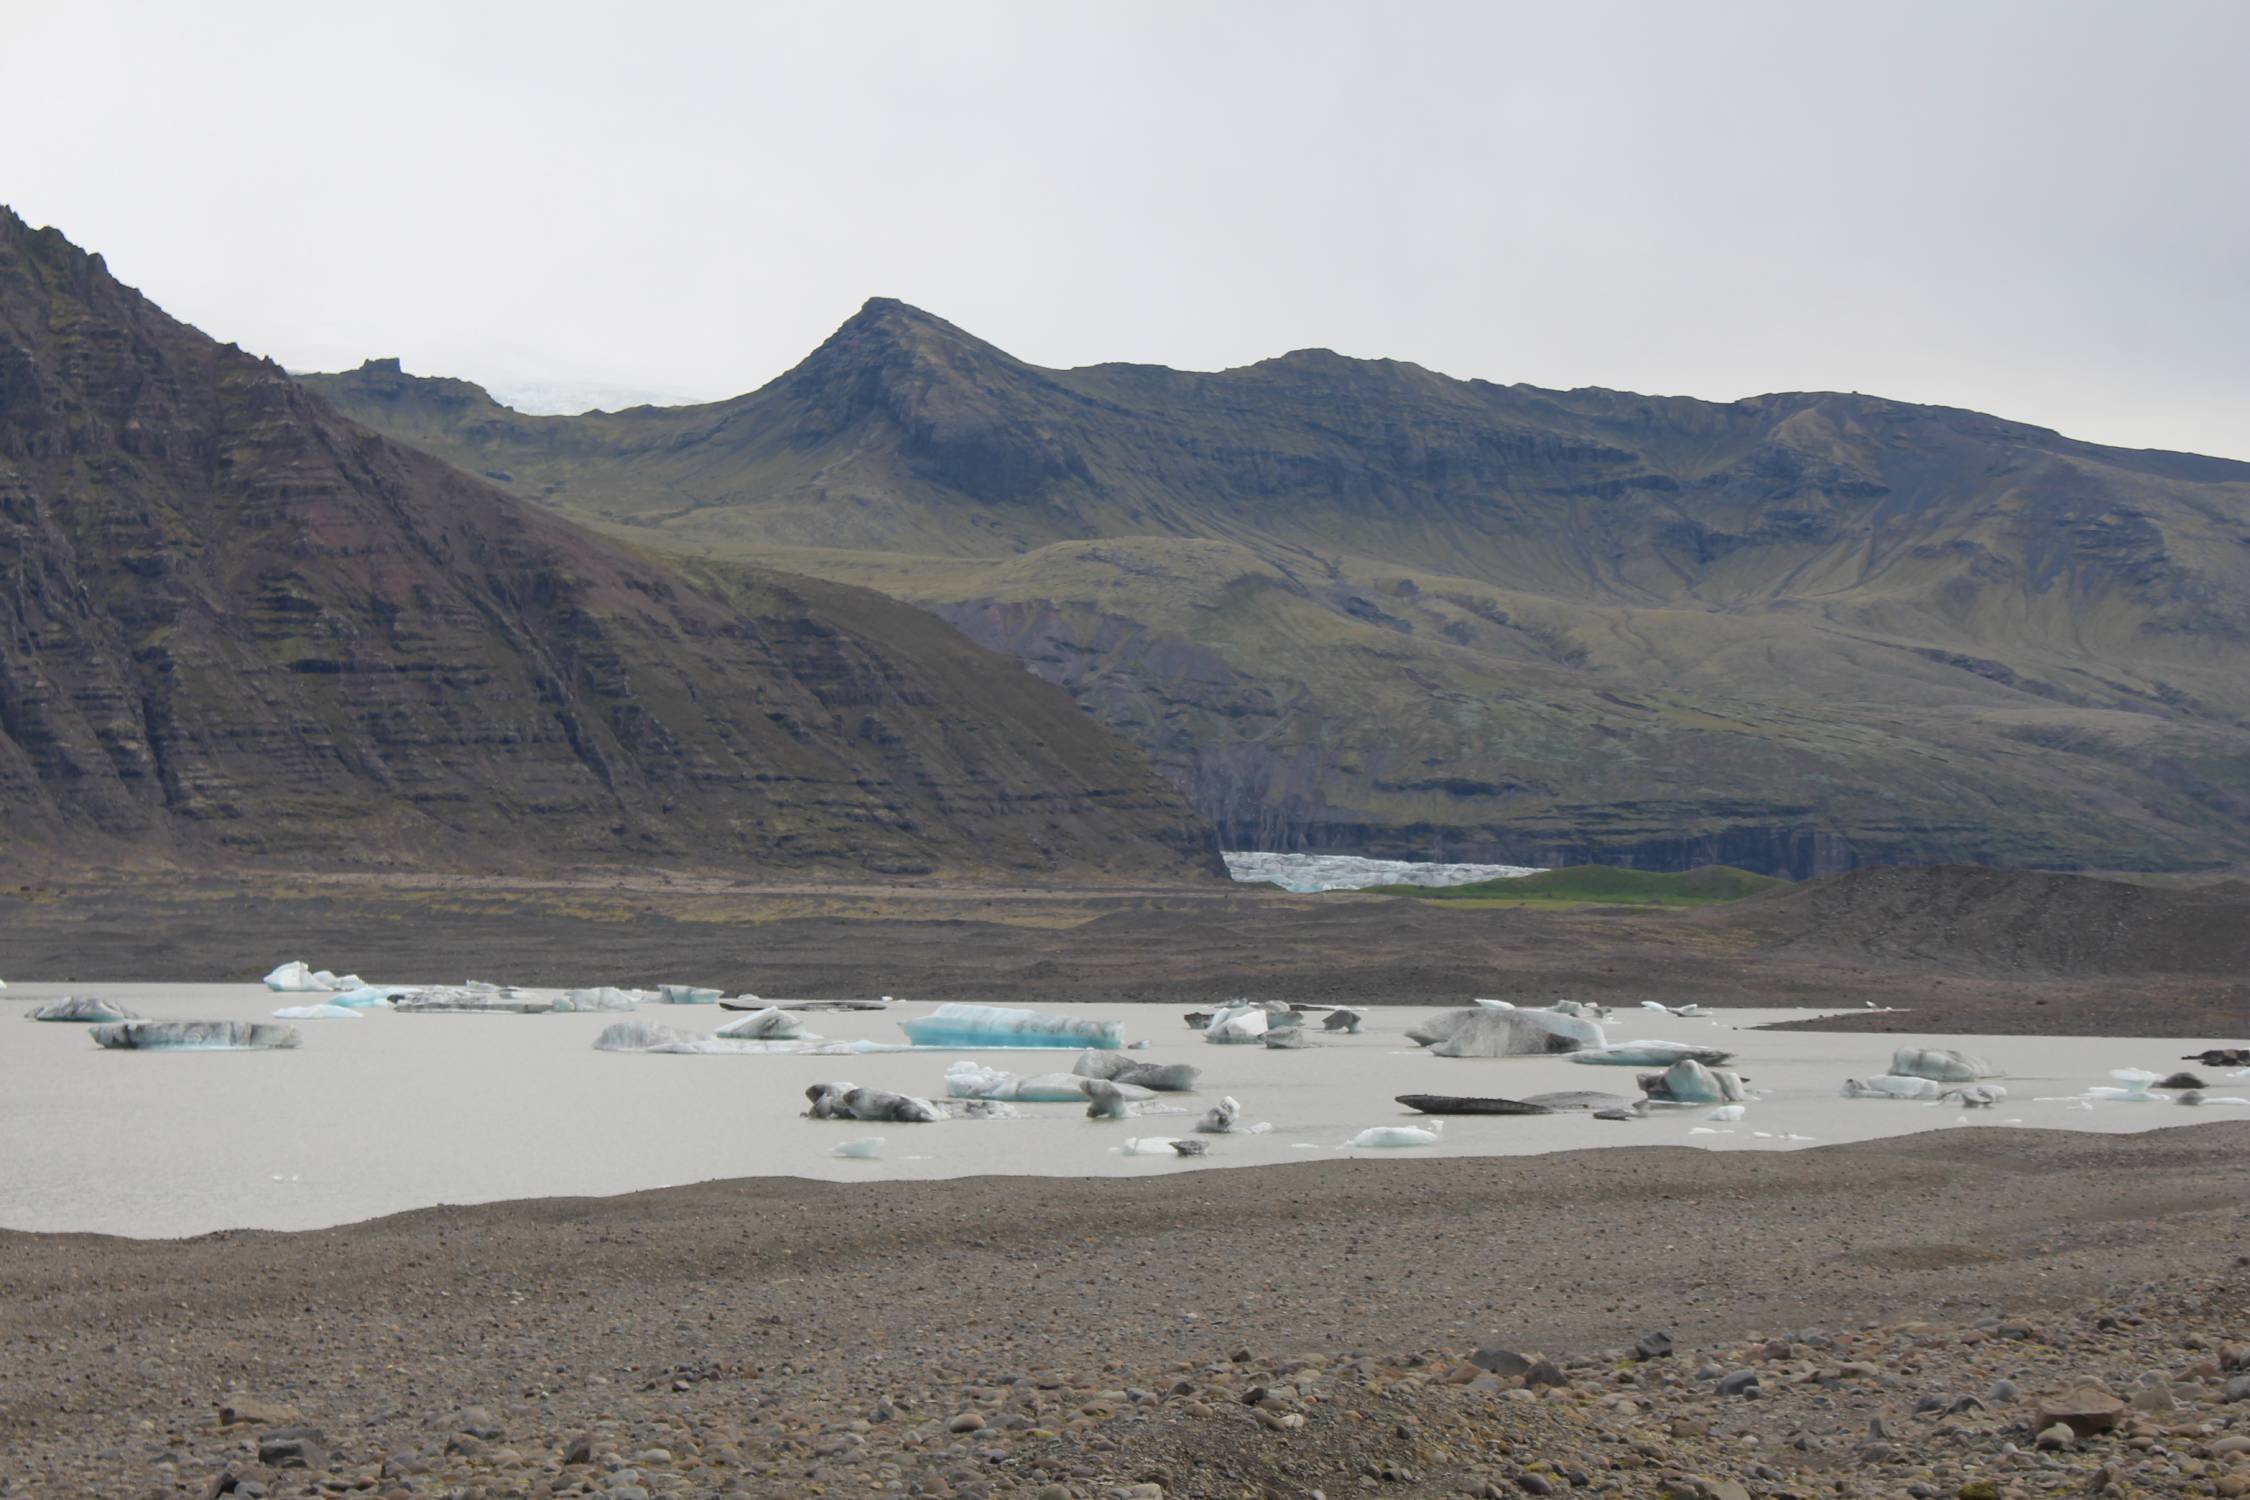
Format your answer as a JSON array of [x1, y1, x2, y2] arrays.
[[92, 1021, 301, 1051]]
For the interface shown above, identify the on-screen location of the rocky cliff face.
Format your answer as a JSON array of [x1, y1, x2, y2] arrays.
[[0, 214, 1219, 877], [302, 302, 2250, 875]]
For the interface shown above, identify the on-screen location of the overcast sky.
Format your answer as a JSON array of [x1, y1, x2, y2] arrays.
[[5, 1, 2246, 456]]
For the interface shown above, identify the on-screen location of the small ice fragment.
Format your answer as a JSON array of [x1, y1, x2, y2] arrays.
[[833, 1137, 884, 1159], [1348, 1123, 1443, 1148], [271, 1004, 361, 1020], [1841, 1075, 1943, 1100], [656, 984, 723, 1005], [1120, 1137, 1183, 1156], [26, 997, 142, 1023], [1891, 1047, 1998, 1082], [1705, 1104, 1746, 1121]]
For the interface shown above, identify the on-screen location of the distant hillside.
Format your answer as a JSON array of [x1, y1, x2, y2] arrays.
[[1708, 864, 2250, 976], [0, 215, 1219, 879], [303, 300, 2250, 875]]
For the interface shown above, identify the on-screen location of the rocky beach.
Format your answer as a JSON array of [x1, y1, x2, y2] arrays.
[[4, 1124, 2245, 1499]]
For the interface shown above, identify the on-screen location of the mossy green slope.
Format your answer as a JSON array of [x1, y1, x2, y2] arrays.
[[300, 301, 2250, 875]]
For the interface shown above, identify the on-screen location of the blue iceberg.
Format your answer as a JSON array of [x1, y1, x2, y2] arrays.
[[898, 1003, 1124, 1050]]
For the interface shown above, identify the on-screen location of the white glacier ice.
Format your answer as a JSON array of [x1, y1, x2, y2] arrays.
[[656, 985, 723, 1005], [263, 962, 328, 993], [898, 1003, 1124, 1050], [1222, 851, 1541, 893], [1203, 1003, 1272, 1044]]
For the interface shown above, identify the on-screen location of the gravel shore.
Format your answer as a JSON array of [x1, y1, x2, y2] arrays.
[[3, 1123, 2245, 1498]]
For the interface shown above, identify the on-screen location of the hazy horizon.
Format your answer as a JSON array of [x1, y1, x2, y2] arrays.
[[5, 0, 2246, 457]]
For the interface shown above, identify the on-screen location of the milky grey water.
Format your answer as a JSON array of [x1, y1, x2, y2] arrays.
[[3, 983, 2240, 1238]]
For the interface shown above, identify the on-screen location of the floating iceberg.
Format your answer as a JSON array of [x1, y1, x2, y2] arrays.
[[1409, 1006, 1604, 1058], [714, 1007, 808, 1041], [1943, 1085, 2008, 1108], [656, 984, 723, 1005], [1121, 1136, 1206, 1157], [899, 1002, 1124, 1050], [1638, 1059, 1746, 1104], [391, 986, 557, 1014], [1572, 1040, 1734, 1067], [804, 1082, 946, 1122], [1081, 1078, 1144, 1119], [25, 997, 142, 1023], [1322, 1008, 1365, 1034], [1262, 1027, 1311, 1049], [271, 1004, 361, 1020], [91, 1021, 301, 1051], [1890, 1047, 1998, 1082], [944, 1061, 1151, 1104], [263, 961, 328, 993], [1203, 1003, 1273, 1044], [1072, 1050, 1200, 1092], [556, 987, 647, 1012], [1196, 1097, 1243, 1133], [1842, 1074, 1944, 1100], [1706, 1104, 1747, 1121], [326, 986, 403, 1008], [833, 1137, 885, 1159], [592, 1020, 890, 1056], [1520, 1090, 1640, 1113], [1348, 1123, 1443, 1148]]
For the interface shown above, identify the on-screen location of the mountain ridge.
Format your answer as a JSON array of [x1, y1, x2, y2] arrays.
[[302, 299, 2250, 875], [0, 214, 1221, 878]]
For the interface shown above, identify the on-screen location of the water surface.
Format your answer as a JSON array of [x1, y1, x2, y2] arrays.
[[2, 983, 2236, 1237]]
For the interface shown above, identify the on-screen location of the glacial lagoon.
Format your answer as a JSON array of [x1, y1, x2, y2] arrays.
[[2, 982, 2240, 1237]]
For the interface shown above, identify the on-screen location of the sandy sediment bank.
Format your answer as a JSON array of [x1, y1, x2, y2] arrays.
[[2, 1123, 2245, 1497]]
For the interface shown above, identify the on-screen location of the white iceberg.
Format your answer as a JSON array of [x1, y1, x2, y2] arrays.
[[944, 1061, 1151, 1104], [1572, 1040, 1734, 1067], [1348, 1123, 1443, 1148], [1203, 1003, 1272, 1044], [92, 1020, 301, 1051], [555, 987, 647, 1012], [656, 984, 723, 1005], [592, 1020, 893, 1056], [263, 961, 328, 993], [26, 997, 142, 1023], [326, 986, 402, 1008], [1409, 1006, 1604, 1058], [898, 1002, 1124, 1050], [1842, 1074, 1945, 1100], [1890, 1047, 1998, 1082], [391, 986, 557, 1014], [714, 1007, 808, 1041], [271, 1004, 361, 1020]]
